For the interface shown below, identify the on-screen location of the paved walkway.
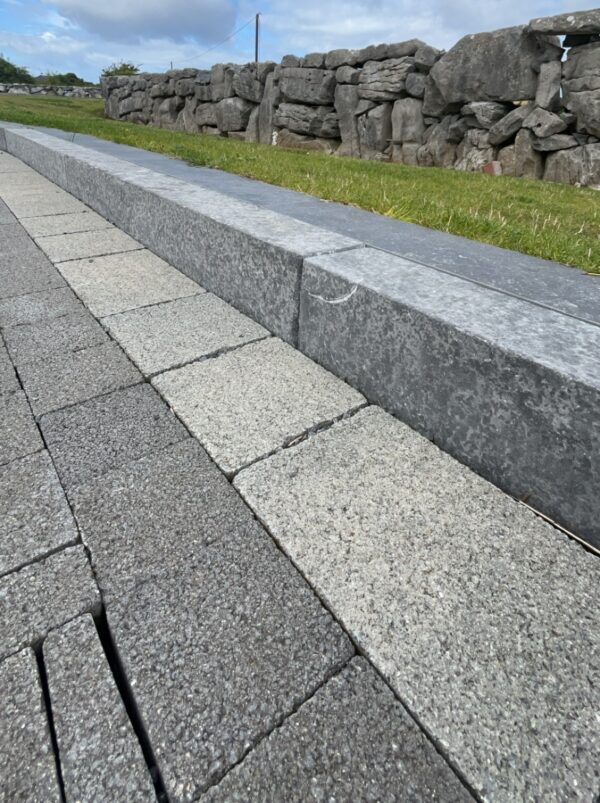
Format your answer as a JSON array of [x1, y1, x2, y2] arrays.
[[1, 150, 599, 802]]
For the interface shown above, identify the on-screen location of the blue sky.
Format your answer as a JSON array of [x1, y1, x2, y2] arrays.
[[0, 0, 593, 82]]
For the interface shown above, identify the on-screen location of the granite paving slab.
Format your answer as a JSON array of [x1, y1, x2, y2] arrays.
[[0, 451, 78, 576], [0, 340, 19, 394], [57, 249, 203, 317], [0, 253, 65, 300], [0, 389, 43, 465], [0, 286, 84, 328], [106, 525, 354, 801], [0, 649, 60, 801], [103, 292, 269, 376], [0, 545, 100, 660], [206, 657, 472, 802], [44, 615, 155, 801], [70, 439, 262, 599], [153, 338, 366, 475], [234, 406, 600, 801], [0, 198, 15, 224], [18, 341, 142, 416], [41, 383, 188, 492], [3, 310, 108, 366], [20, 210, 113, 238], [2, 190, 88, 218], [0, 151, 36, 173], [36, 228, 142, 263]]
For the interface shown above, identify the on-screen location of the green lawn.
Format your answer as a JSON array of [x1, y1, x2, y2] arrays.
[[1, 94, 599, 272]]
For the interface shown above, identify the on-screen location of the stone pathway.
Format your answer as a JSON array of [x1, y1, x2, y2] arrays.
[[1, 150, 599, 802]]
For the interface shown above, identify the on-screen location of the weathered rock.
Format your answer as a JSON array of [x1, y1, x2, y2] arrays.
[[563, 43, 600, 137], [358, 58, 415, 101], [325, 49, 360, 70], [211, 64, 238, 102], [233, 66, 264, 103], [357, 40, 425, 63], [488, 104, 532, 145], [527, 9, 600, 36], [175, 78, 195, 96], [418, 117, 457, 167], [461, 101, 512, 128], [156, 96, 184, 127], [194, 83, 212, 102], [195, 102, 218, 127], [447, 115, 471, 143], [302, 53, 326, 69], [257, 62, 277, 83], [498, 143, 517, 175], [532, 133, 579, 151], [391, 98, 425, 143], [175, 97, 199, 132], [514, 128, 544, 178], [405, 72, 427, 98], [215, 97, 255, 132], [357, 103, 392, 159], [414, 43, 443, 72], [336, 66, 360, 85], [429, 26, 562, 109], [274, 103, 340, 138], [535, 61, 562, 110], [275, 128, 339, 153], [258, 72, 281, 144], [118, 92, 145, 116], [279, 67, 337, 105], [523, 107, 567, 137], [454, 129, 497, 171], [281, 55, 302, 67], [544, 144, 585, 183], [422, 75, 450, 116], [150, 82, 171, 99], [245, 106, 260, 143], [334, 84, 361, 157]]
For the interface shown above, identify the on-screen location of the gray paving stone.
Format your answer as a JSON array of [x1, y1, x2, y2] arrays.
[[234, 406, 600, 801], [44, 614, 155, 801], [0, 340, 19, 394], [153, 338, 366, 475], [0, 389, 43, 465], [0, 286, 84, 328], [3, 310, 108, 366], [3, 188, 88, 218], [0, 450, 78, 575], [70, 439, 259, 599], [0, 545, 100, 660], [18, 341, 142, 416], [103, 292, 269, 376], [0, 251, 65, 299], [37, 228, 142, 263], [0, 152, 35, 173], [0, 649, 60, 801], [106, 521, 353, 801], [57, 249, 203, 317], [20, 210, 113, 237], [206, 657, 472, 803], [41, 383, 188, 491], [0, 198, 15, 224]]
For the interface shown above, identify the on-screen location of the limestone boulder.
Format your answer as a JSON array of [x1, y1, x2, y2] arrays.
[[258, 72, 281, 144], [418, 117, 457, 167], [336, 66, 360, 85], [302, 53, 326, 68], [275, 128, 339, 153], [358, 58, 415, 101], [279, 67, 336, 105], [195, 102, 218, 127], [488, 105, 532, 145], [535, 61, 562, 110], [357, 103, 393, 159], [175, 78, 195, 97], [523, 107, 567, 137], [429, 26, 561, 110], [211, 64, 239, 102], [233, 66, 265, 104], [245, 106, 260, 143], [454, 129, 497, 171], [414, 43, 443, 72], [156, 96, 184, 128], [334, 84, 361, 157], [461, 101, 512, 128], [391, 98, 425, 143], [544, 145, 585, 183], [215, 97, 255, 132], [527, 10, 600, 35], [274, 102, 340, 138], [513, 128, 544, 178], [498, 144, 517, 176], [118, 92, 145, 116], [532, 133, 579, 151], [405, 73, 427, 98], [563, 43, 600, 138]]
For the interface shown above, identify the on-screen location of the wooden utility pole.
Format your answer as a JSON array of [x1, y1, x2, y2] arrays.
[[255, 13, 260, 64]]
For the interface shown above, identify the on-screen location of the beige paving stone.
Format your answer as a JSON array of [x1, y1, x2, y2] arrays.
[[37, 228, 142, 263]]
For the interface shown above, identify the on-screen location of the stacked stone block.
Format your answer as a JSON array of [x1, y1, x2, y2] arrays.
[[102, 8, 600, 187]]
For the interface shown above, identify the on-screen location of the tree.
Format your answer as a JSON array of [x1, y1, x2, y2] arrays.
[[36, 71, 92, 86], [0, 54, 34, 84], [101, 61, 140, 77]]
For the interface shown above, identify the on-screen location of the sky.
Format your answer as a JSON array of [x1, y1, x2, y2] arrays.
[[0, 0, 594, 82]]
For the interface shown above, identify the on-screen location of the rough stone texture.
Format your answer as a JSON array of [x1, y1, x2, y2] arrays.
[[514, 128, 544, 178], [106, 520, 353, 801], [19, 210, 113, 238], [274, 102, 340, 138], [205, 657, 471, 802], [2, 189, 88, 218], [0, 286, 84, 328], [523, 107, 567, 138], [299, 246, 600, 548], [0, 340, 19, 394], [563, 42, 600, 138], [528, 9, 600, 35], [279, 67, 337, 106], [153, 338, 365, 476], [391, 97, 425, 143], [334, 84, 361, 156], [488, 104, 532, 145], [0, 649, 60, 801], [358, 57, 415, 101], [357, 103, 393, 159], [461, 101, 511, 128], [3, 310, 108, 366], [40, 383, 187, 492], [0, 249, 65, 300], [0, 389, 42, 465], [258, 72, 280, 144], [18, 341, 142, 416], [56, 249, 203, 317], [234, 406, 600, 801], [0, 450, 78, 575], [36, 228, 141, 263], [532, 133, 579, 152], [44, 615, 155, 800], [0, 198, 16, 224], [215, 97, 255, 132], [0, 545, 99, 660], [429, 27, 561, 108], [103, 291, 269, 376], [275, 129, 339, 153], [535, 60, 562, 110]]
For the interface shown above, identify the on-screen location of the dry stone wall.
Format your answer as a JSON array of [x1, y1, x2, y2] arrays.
[[1, 84, 102, 98], [102, 9, 600, 187]]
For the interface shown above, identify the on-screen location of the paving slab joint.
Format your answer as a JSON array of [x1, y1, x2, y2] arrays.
[[92, 607, 168, 802], [34, 644, 66, 803]]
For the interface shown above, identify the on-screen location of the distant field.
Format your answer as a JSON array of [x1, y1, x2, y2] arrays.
[[0, 94, 598, 272]]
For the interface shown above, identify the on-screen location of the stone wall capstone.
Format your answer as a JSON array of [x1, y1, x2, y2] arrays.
[[101, 8, 600, 187]]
